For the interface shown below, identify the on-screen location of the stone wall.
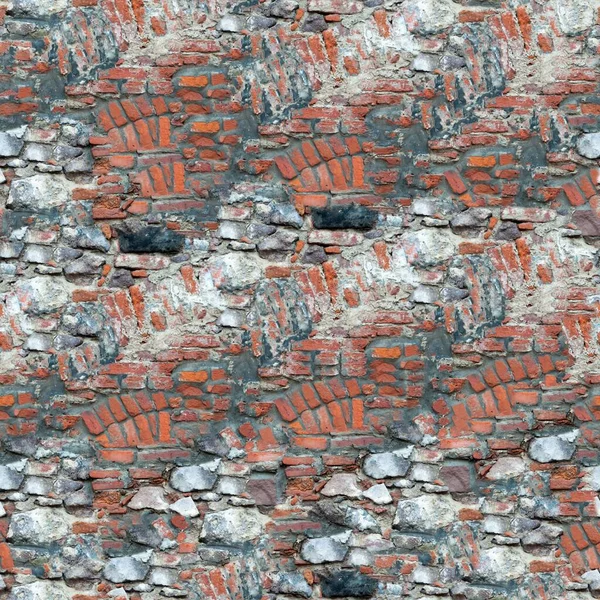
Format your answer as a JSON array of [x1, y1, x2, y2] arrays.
[[1, 0, 600, 598]]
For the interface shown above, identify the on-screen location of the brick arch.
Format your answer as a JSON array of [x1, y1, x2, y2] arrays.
[[448, 352, 573, 440]]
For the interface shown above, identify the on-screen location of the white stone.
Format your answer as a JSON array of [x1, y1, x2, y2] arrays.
[[8, 581, 74, 600], [411, 285, 438, 304], [412, 54, 438, 72], [577, 133, 600, 159], [363, 451, 410, 479], [200, 508, 269, 544], [393, 495, 459, 531], [0, 462, 26, 490], [170, 460, 220, 492], [170, 497, 199, 517], [300, 532, 350, 564], [8, 508, 73, 544], [15, 276, 69, 314], [402, 0, 458, 34], [104, 554, 151, 583], [0, 127, 26, 157], [11, 0, 68, 17], [528, 430, 578, 463], [363, 483, 393, 505], [555, 0, 598, 35], [128, 487, 169, 511], [8, 174, 71, 211], [217, 15, 246, 32], [321, 473, 362, 498], [476, 547, 530, 583], [486, 457, 527, 480], [209, 253, 262, 290]]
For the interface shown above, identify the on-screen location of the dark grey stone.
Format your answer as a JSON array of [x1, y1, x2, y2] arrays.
[[494, 222, 521, 240], [312, 205, 377, 230], [302, 13, 327, 32], [108, 268, 135, 288], [302, 245, 327, 264], [268, 0, 299, 17], [118, 226, 184, 254], [321, 571, 377, 598]]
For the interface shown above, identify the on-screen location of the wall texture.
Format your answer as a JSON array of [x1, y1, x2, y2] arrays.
[[1, 0, 600, 598]]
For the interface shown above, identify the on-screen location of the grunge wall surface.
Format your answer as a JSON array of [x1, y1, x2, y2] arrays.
[[1, 0, 600, 598]]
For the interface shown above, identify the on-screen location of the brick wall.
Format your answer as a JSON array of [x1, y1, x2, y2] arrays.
[[1, 0, 600, 598]]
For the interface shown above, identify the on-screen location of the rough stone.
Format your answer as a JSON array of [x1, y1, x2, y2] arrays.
[[200, 508, 268, 544], [393, 495, 458, 531], [128, 487, 169, 511], [528, 431, 578, 463], [485, 457, 527, 480], [271, 572, 312, 597], [0, 128, 25, 157], [104, 554, 151, 583], [362, 483, 393, 505], [475, 547, 529, 583], [321, 473, 362, 498], [363, 451, 411, 479], [321, 571, 378, 598], [300, 533, 350, 564], [8, 175, 71, 211], [170, 463, 219, 492], [118, 226, 184, 254], [312, 205, 378, 230], [8, 508, 72, 544], [0, 463, 25, 490], [169, 497, 199, 517]]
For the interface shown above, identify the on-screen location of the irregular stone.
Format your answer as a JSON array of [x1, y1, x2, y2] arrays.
[[0, 462, 25, 490], [494, 221, 521, 240], [63, 254, 105, 276], [209, 253, 262, 290], [104, 554, 151, 583], [344, 507, 379, 532], [321, 571, 377, 598], [475, 547, 529, 583], [170, 462, 220, 492], [0, 127, 26, 157], [257, 230, 299, 255], [8, 508, 72, 544], [266, 203, 304, 228], [200, 508, 268, 544], [108, 268, 135, 288], [572, 210, 600, 237], [23, 143, 52, 162], [312, 205, 377, 230], [302, 13, 327, 31], [528, 430, 578, 463], [8, 581, 74, 600], [247, 15, 277, 29], [118, 226, 184, 254], [300, 533, 350, 564], [169, 497, 199, 517], [363, 451, 410, 479], [393, 495, 459, 531], [128, 487, 169, 511], [440, 465, 472, 492], [307, 0, 362, 14], [411, 285, 438, 304], [8, 174, 70, 213], [217, 476, 246, 495], [302, 244, 327, 264], [521, 523, 562, 546], [63, 227, 110, 252], [150, 568, 177, 586], [450, 208, 492, 230], [412, 54, 438, 72], [440, 54, 466, 70], [321, 473, 362, 498], [555, 0, 595, 35], [271, 572, 312, 597], [129, 523, 163, 548], [217, 15, 246, 32], [268, 0, 299, 18], [23, 333, 52, 352], [389, 421, 423, 444], [485, 457, 527, 480], [246, 478, 278, 506], [23, 476, 53, 495], [64, 150, 94, 173], [10, 0, 68, 17], [363, 483, 393, 505], [403, 0, 458, 33], [218, 308, 246, 327], [577, 133, 600, 158], [218, 221, 246, 240]]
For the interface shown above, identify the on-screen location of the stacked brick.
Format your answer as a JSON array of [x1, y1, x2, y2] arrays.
[[1, 0, 600, 598]]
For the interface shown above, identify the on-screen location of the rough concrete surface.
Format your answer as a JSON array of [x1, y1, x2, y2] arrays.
[[1, 0, 600, 598]]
